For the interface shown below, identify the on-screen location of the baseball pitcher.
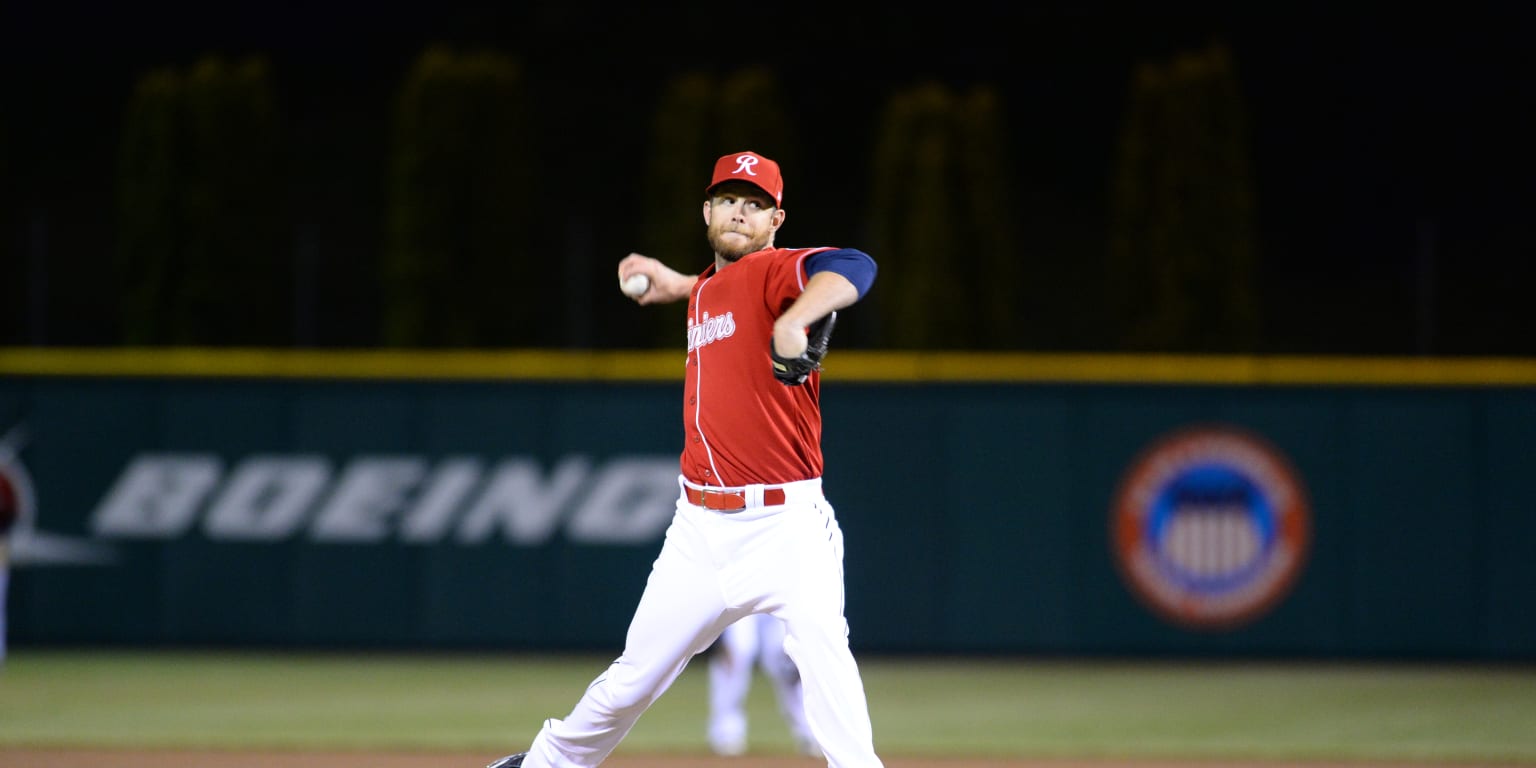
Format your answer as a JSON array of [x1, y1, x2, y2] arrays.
[[483, 150, 880, 768]]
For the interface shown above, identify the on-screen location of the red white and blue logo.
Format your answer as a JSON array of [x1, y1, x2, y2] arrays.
[[1111, 425, 1311, 631]]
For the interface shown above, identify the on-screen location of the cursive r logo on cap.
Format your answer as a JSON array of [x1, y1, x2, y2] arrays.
[[732, 155, 759, 176]]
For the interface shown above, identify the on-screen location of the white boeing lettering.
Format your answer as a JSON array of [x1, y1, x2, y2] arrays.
[[93, 454, 222, 537], [732, 154, 759, 176], [456, 457, 589, 544], [687, 311, 737, 353], [204, 456, 330, 540], [310, 457, 425, 542], [86, 451, 679, 546], [567, 457, 680, 543], [401, 457, 482, 542]]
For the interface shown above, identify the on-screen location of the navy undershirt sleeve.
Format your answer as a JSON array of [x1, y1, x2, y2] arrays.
[[805, 248, 877, 298]]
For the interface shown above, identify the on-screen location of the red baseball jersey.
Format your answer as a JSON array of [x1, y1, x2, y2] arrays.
[[680, 246, 836, 487]]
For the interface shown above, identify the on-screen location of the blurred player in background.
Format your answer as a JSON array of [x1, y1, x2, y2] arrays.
[[709, 614, 821, 756]]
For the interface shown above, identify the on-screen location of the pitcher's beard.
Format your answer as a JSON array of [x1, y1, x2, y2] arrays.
[[708, 230, 765, 262]]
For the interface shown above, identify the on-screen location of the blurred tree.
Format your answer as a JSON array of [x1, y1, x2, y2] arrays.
[[867, 81, 1013, 349], [0, 113, 14, 343], [116, 57, 286, 345], [1108, 41, 1258, 352], [634, 68, 797, 348], [183, 58, 286, 344], [640, 73, 713, 299], [385, 46, 534, 347], [117, 69, 180, 345], [954, 86, 1018, 348], [715, 69, 798, 172]]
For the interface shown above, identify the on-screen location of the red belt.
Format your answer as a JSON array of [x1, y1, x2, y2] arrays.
[[685, 486, 787, 510]]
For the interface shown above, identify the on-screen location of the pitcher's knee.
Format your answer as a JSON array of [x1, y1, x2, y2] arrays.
[[587, 660, 668, 717]]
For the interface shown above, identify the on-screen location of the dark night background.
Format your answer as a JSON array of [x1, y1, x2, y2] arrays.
[[3, 2, 1534, 354]]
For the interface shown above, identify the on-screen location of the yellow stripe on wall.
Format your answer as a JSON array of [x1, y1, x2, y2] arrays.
[[3, 347, 1536, 386]]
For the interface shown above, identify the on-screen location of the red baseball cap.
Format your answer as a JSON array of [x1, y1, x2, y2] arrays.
[[706, 151, 783, 206]]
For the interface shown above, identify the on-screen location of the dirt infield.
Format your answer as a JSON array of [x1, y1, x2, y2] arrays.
[[0, 751, 1516, 768]]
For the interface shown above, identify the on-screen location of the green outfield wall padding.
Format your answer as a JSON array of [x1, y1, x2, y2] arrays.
[[2, 373, 1532, 659]]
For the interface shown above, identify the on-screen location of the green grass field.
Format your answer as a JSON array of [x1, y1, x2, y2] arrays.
[[2, 651, 1533, 764]]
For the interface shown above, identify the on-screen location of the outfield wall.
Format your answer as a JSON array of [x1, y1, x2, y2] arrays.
[[2, 350, 1533, 659]]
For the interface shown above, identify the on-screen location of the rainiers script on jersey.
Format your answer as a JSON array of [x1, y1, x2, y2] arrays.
[[681, 247, 834, 487]]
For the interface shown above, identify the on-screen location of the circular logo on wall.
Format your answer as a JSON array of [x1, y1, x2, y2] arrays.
[[1111, 425, 1311, 631]]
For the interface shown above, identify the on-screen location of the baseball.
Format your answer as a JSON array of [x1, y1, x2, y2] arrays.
[[621, 273, 650, 297]]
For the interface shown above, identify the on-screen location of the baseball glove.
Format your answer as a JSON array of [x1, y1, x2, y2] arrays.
[[770, 311, 837, 386]]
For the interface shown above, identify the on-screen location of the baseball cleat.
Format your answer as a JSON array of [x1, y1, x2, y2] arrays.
[[708, 732, 747, 756], [486, 753, 528, 768]]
